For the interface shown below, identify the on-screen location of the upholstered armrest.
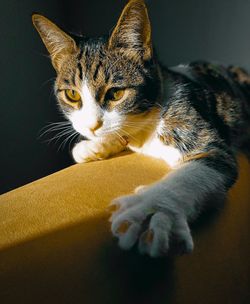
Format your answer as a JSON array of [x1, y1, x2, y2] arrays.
[[0, 153, 249, 303]]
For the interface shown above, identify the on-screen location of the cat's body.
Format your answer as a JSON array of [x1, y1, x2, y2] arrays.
[[33, 0, 250, 257], [129, 61, 250, 171]]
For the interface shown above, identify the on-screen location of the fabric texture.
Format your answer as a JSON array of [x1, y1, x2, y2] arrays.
[[0, 152, 249, 303]]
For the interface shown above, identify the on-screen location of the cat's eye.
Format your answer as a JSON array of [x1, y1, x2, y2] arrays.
[[107, 88, 125, 102], [65, 89, 81, 102]]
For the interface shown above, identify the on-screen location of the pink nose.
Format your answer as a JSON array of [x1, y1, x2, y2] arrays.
[[90, 120, 103, 133]]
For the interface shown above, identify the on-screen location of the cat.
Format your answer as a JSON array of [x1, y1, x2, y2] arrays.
[[32, 0, 250, 257]]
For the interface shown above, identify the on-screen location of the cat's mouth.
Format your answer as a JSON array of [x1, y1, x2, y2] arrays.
[[81, 126, 129, 146]]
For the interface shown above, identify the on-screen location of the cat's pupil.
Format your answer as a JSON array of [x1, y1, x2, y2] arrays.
[[65, 89, 81, 102], [106, 88, 124, 101]]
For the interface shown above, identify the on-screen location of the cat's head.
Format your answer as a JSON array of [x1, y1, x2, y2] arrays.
[[32, 0, 162, 141]]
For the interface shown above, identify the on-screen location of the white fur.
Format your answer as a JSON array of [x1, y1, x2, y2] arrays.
[[129, 134, 181, 168], [72, 138, 126, 163], [102, 109, 122, 123], [97, 109, 125, 137], [69, 83, 127, 163], [141, 161, 225, 218], [68, 81, 100, 138], [110, 161, 225, 257]]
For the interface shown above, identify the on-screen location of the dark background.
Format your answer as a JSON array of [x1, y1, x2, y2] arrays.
[[1, 0, 250, 194]]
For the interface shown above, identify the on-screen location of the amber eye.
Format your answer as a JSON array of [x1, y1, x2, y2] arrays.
[[65, 89, 81, 102], [108, 88, 125, 102]]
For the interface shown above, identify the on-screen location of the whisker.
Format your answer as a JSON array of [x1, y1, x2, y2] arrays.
[[43, 121, 71, 126], [123, 122, 155, 128], [114, 130, 125, 143], [38, 125, 71, 139], [125, 118, 160, 124], [68, 133, 80, 154], [38, 121, 72, 138], [122, 123, 155, 132], [48, 88, 56, 104], [120, 129, 139, 143], [40, 77, 56, 89], [39, 121, 71, 134], [42, 126, 72, 138], [44, 129, 74, 144], [155, 102, 164, 109], [58, 131, 78, 152], [65, 132, 79, 150]]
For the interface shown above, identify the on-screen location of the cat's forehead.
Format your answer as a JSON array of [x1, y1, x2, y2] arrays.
[[57, 38, 145, 90]]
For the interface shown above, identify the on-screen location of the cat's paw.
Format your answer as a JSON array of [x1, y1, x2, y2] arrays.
[[109, 192, 194, 257], [72, 140, 108, 163]]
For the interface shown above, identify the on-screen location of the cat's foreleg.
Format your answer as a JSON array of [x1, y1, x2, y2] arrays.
[[109, 153, 238, 257], [72, 138, 127, 163]]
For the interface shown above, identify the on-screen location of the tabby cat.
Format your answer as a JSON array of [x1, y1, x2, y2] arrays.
[[32, 0, 250, 257]]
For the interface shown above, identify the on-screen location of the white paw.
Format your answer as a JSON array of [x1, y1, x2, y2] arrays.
[[109, 191, 194, 257], [72, 140, 107, 163]]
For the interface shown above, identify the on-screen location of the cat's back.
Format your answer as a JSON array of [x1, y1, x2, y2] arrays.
[[168, 60, 250, 99], [161, 61, 250, 150]]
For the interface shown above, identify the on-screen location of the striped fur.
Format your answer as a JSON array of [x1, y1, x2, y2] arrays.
[[33, 0, 250, 257]]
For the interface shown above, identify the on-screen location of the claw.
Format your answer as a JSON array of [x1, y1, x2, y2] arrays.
[[106, 203, 120, 213], [144, 229, 154, 244], [116, 221, 131, 234]]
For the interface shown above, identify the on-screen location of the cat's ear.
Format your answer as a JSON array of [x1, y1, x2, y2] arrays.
[[32, 14, 77, 71], [108, 0, 152, 60]]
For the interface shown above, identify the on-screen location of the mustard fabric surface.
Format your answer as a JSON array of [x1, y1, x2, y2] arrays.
[[0, 153, 249, 304]]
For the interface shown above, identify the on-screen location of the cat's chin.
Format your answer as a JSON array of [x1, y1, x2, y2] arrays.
[[80, 131, 117, 142]]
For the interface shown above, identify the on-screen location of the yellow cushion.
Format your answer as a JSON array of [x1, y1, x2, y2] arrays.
[[0, 153, 249, 303]]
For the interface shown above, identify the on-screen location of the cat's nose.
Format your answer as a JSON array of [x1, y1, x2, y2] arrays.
[[90, 120, 103, 133]]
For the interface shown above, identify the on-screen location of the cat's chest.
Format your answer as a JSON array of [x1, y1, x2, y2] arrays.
[[128, 134, 181, 168]]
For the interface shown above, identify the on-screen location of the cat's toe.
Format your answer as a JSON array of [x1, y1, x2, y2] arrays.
[[110, 195, 151, 250], [138, 212, 194, 257], [72, 142, 85, 163], [171, 217, 194, 254], [139, 212, 172, 257], [72, 141, 102, 163], [111, 218, 141, 250], [108, 193, 142, 222], [109, 193, 194, 257], [116, 221, 141, 250], [72, 141, 93, 163]]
